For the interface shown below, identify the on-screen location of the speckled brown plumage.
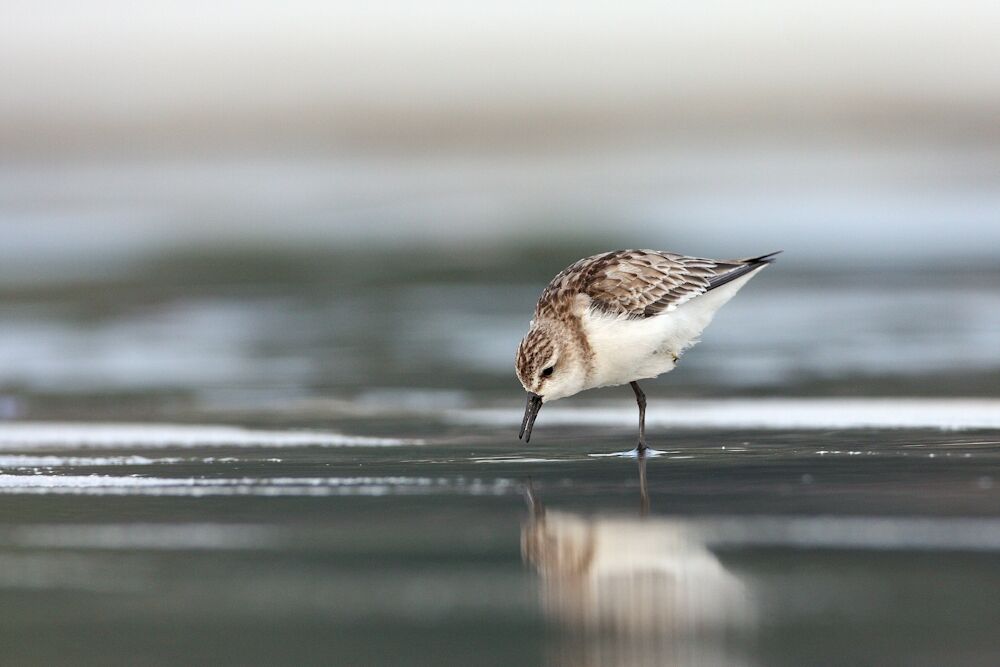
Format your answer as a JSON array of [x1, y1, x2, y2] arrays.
[[515, 327, 558, 388], [514, 249, 779, 418], [535, 249, 777, 321]]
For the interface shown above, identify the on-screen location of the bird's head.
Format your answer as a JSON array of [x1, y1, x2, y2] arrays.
[[515, 320, 589, 441]]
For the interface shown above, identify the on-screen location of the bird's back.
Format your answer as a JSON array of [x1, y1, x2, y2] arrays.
[[535, 249, 777, 320], [552, 250, 777, 389]]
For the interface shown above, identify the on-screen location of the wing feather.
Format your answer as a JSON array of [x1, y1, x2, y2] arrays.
[[535, 249, 778, 320]]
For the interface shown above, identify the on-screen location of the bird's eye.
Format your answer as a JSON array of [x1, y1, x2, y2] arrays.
[[541, 366, 554, 377]]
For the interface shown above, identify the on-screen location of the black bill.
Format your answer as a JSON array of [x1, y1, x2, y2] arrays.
[[518, 392, 543, 442]]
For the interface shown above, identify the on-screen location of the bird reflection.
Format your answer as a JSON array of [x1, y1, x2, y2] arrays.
[[522, 458, 755, 666]]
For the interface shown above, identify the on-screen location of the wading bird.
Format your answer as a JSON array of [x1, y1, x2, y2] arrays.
[[515, 249, 779, 454]]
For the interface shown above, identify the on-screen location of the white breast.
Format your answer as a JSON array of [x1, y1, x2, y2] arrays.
[[580, 270, 761, 390]]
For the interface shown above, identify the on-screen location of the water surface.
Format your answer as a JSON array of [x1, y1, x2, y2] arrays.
[[1, 250, 999, 664], [0, 412, 999, 665]]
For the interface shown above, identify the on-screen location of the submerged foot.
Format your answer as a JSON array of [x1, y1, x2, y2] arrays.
[[590, 445, 664, 458]]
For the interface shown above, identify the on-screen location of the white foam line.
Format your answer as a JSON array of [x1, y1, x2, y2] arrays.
[[0, 455, 180, 467], [0, 423, 422, 450], [0, 474, 516, 497], [453, 399, 1000, 431], [0, 455, 285, 467]]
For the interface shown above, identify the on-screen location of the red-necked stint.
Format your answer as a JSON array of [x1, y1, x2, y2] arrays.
[[515, 249, 780, 453]]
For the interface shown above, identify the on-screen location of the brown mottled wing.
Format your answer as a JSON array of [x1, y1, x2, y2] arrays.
[[536, 250, 778, 320], [580, 250, 718, 318]]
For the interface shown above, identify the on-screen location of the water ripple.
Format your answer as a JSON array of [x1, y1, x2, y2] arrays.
[[0, 474, 516, 497], [0, 422, 422, 450]]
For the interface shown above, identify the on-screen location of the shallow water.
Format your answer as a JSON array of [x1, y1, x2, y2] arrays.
[[1, 252, 999, 664], [0, 414, 998, 666]]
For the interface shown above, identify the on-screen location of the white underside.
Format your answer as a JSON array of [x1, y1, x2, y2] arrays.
[[580, 269, 762, 390]]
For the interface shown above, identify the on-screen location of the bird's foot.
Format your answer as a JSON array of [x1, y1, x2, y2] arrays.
[[632, 441, 669, 458], [590, 445, 663, 458]]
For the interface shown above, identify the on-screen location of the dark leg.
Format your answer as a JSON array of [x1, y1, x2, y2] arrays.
[[630, 381, 647, 455]]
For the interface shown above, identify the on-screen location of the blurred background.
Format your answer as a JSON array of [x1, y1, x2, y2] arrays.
[[4, 4, 1000, 665], [2, 0, 999, 413]]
